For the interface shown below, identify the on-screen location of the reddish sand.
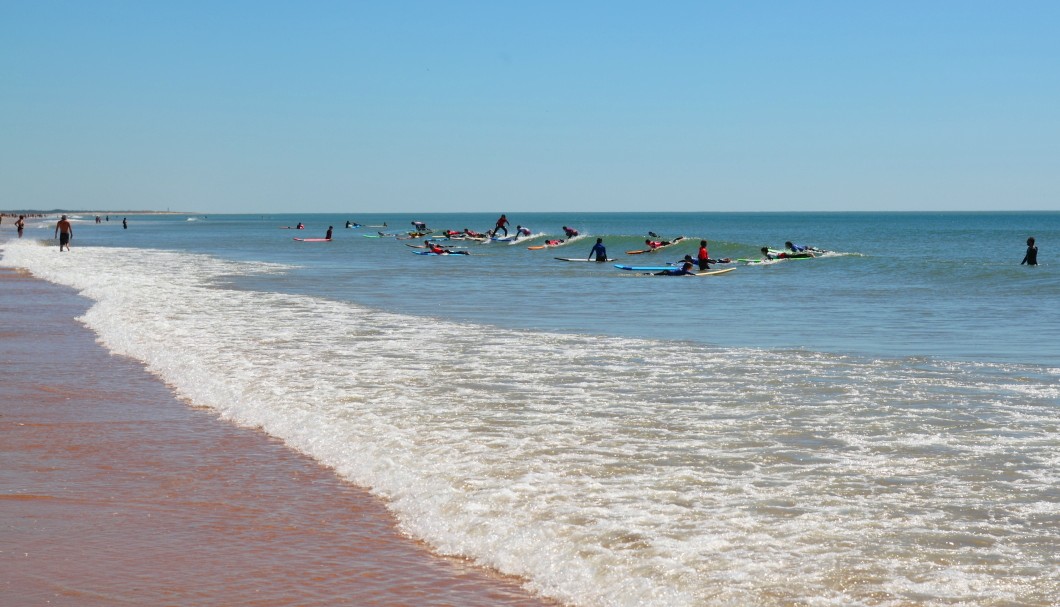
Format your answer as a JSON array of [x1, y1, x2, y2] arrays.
[[0, 267, 558, 606]]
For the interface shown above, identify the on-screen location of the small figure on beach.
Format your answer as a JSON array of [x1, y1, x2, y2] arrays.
[[55, 215, 73, 251], [325, 226, 334, 241], [589, 238, 607, 262], [1021, 237, 1038, 266], [16, 215, 25, 238]]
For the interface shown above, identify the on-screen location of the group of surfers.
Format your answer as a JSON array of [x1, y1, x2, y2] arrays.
[[297, 215, 831, 269], [587, 237, 827, 273]]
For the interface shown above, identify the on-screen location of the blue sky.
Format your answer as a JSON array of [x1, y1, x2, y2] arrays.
[[2, 1, 1058, 213]]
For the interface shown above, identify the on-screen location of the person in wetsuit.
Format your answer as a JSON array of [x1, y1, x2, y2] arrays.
[[1022, 237, 1038, 266], [494, 214, 510, 236], [589, 238, 607, 262], [697, 241, 710, 270], [655, 262, 696, 276]]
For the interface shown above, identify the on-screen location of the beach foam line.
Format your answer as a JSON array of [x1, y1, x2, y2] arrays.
[[0, 267, 555, 607]]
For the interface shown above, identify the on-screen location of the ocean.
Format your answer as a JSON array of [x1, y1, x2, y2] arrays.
[[3, 211, 1057, 606]]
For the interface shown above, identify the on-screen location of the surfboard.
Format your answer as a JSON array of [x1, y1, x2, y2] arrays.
[[638, 267, 736, 276], [413, 250, 469, 255], [614, 264, 680, 271], [555, 257, 616, 262], [625, 236, 687, 255], [294, 238, 331, 242]]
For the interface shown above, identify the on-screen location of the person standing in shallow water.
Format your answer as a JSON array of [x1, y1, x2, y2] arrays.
[[697, 240, 710, 271], [55, 215, 73, 251], [589, 238, 607, 262], [1021, 237, 1038, 266], [122, 217, 128, 229]]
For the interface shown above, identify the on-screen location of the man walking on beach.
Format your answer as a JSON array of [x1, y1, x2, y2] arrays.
[[55, 215, 73, 251]]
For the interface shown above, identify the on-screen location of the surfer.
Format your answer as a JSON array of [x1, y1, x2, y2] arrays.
[[494, 214, 510, 236], [515, 225, 531, 237], [325, 226, 333, 241], [55, 215, 73, 251], [589, 238, 607, 262], [426, 241, 468, 255], [563, 226, 579, 238], [655, 262, 696, 276], [762, 247, 813, 260], [123, 217, 128, 230], [698, 240, 710, 270], [785, 241, 824, 253], [16, 215, 25, 238], [1021, 237, 1038, 266], [295, 222, 304, 230]]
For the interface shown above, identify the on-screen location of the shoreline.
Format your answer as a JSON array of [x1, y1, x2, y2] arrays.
[[0, 266, 557, 606]]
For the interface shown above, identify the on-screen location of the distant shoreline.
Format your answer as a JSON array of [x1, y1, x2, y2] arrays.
[[0, 210, 190, 216]]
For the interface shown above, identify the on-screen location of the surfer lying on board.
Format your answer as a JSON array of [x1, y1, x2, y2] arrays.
[[426, 241, 469, 255], [785, 241, 826, 253], [680, 254, 732, 266], [544, 239, 564, 246], [464, 228, 487, 238], [655, 262, 697, 276], [762, 247, 814, 260], [645, 239, 674, 250]]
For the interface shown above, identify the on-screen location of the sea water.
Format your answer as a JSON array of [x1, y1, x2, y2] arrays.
[[3, 212, 1057, 606]]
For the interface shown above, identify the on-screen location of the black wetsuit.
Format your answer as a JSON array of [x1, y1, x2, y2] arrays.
[[1022, 244, 1038, 266]]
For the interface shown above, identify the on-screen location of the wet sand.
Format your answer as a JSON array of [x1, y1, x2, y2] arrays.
[[0, 267, 557, 606]]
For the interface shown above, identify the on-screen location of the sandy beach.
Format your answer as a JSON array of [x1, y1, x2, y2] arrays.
[[0, 266, 556, 606]]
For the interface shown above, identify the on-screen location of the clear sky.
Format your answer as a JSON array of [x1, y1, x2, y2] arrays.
[[2, 1, 1058, 213]]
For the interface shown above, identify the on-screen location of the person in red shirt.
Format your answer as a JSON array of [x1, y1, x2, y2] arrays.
[[697, 240, 710, 270]]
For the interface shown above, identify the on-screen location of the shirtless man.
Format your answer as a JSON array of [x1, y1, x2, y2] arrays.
[[55, 215, 73, 251]]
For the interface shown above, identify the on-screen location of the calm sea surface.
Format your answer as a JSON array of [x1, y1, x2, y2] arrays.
[[3, 211, 1058, 606]]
